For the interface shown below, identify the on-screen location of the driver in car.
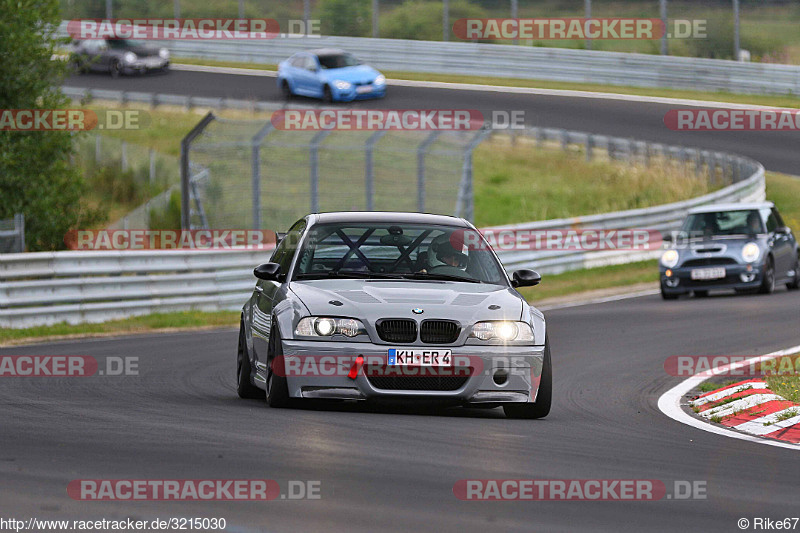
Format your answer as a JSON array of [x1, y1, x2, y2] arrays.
[[418, 233, 468, 275]]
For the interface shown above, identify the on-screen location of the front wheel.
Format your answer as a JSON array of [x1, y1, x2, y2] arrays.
[[280, 80, 292, 99], [266, 325, 292, 408], [503, 339, 552, 419], [237, 321, 264, 399], [787, 254, 800, 290], [109, 59, 122, 78], [759, 258, 775, 294], [322, 85, 333, 103]]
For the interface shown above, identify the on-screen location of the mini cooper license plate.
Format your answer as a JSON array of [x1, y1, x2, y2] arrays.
[[356, 85, 373, 94], [388, 349, 452, 366], [691, 267, 726, 280]]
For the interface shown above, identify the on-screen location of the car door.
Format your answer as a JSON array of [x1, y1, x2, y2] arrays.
[[298, 55, 322, 97], [251, 220, 306, 370], [763, 208, 793, 278]]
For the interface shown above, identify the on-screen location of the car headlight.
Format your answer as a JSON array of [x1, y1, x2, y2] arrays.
[[333, 80, 352, 90], [469, 321, 534, 342], [373, 74, 385, 85], [661, 250, 679, 268], [295, 317, 366, 338], [159, 48, 169, 59], [742, 242, 760, 263], [123, 52, 137, 64]]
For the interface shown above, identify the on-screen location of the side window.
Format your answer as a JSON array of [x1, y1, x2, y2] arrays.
[[270, 220, 306, 276], [771, 209, 785, 230], [290, 55, 304, 68], [303, 56, 318, 71], [762, 208, 778, 233]]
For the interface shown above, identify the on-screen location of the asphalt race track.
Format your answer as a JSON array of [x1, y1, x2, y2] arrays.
[[7, 69, 793, 531], [2, 292, 799, 532], [66, 68, 800, 173]]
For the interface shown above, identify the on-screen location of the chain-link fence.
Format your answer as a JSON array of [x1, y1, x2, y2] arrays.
[[183, 115, 489, 231], [73, 133, 181, 229]]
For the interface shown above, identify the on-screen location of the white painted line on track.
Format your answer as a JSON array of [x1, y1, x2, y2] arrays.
[[538, 289, 659, 312], [658, 344, 800, 450]]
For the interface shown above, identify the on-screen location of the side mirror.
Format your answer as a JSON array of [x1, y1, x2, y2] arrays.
[[511, 269, 541, 288], [775, 226, 791, 236], [662, 233, 673, 243], [254, 262, 281, 281]]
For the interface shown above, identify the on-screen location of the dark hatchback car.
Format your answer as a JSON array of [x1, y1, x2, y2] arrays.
[[660, 202, 800, 299], [70, 38, 170, 77]]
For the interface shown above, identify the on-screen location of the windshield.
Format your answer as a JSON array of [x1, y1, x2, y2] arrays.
[[107, 39, 145, 49], [317, 53, 359, 69], [681, 210, 765, 237], [292, 223, 508, 285]]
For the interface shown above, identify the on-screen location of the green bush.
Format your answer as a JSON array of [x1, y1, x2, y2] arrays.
[[148, 190, 182, 230], [380, 0, 488, 41], [686, 15, 784, 60], [315, 0, 371, 37]]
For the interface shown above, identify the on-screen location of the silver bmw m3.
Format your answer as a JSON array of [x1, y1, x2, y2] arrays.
[[237, 212, 551, 419]]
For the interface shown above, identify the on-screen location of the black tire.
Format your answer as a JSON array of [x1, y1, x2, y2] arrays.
[[759, 257, 775, 294], [503, 338, 552, 419], [109, 59, 122, 78], [787, 253, 800, 290], [322, 85, 333, 104], [693, 290, 709, 298], [281, 80, 292, 99], [237, 321, 263, 399], [660, 283, 679, 300], [266, 324, 292, 408]]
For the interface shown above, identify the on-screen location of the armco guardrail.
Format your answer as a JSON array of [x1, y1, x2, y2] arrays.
[[0, 249, 273, 328], [57, 21, 800, 96], [0, 130, 764, 328]]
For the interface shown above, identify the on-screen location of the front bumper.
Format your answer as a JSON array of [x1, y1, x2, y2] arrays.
[[660, 262, 762, 294], [123, 57, 169, 73], [279, 339, 545, 404], [332, 84, 386, 101]]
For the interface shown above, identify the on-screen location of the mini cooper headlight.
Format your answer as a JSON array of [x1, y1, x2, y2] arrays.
[[295, 317, 366, 338], [661, 249, 679, 268], [159, 48, 170, 59], [742, 242, 760, 263], [123, 52, 137, 64], [470, 321, 534, 342], [374, 74, 386, 85], [333, 80, 351, 90]]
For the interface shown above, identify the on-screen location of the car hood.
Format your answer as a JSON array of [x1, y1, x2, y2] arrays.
[[319, 65, 380, 83], [126, 45, 162, 57], [289, 279, 524, 324]]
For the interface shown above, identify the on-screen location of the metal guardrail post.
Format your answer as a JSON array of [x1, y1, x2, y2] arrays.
[[95, 136, 101, 164], [457, 129, 491, 221], [417, 131, 442, 213], [251, 122, 274, 230], [149, 149, 156, 184], [309, 131, 331, 213], [365, 131, 387, 211], [180, 112, 215, 230], [561, 130, 569, 152], [585, 134, 593, 162], [121, 141, 128, 172], [15, 213, 25, 252]]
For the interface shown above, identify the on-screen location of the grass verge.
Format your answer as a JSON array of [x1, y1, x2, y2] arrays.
[[766, 359, 800, 404], [0, 311, 239, 346]]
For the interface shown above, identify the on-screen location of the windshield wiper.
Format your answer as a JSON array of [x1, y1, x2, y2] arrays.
[[400, 272, 482, 283], [295, 271, 398, 280]]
